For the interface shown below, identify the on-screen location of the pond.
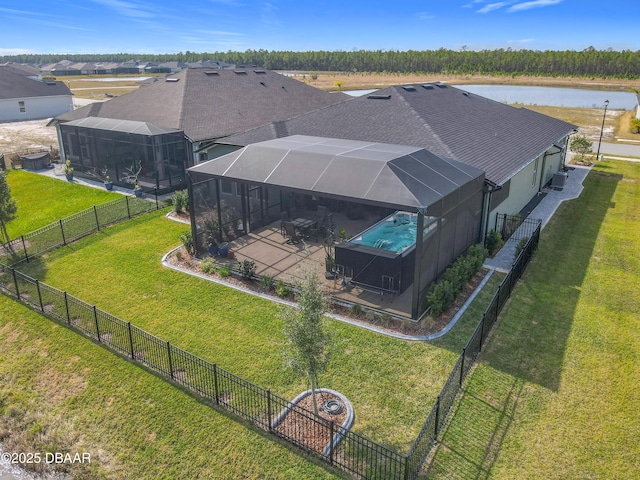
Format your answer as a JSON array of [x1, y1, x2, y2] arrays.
[[345, 85, 636, 109]]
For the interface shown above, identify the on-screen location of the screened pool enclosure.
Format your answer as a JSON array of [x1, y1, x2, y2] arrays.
[[59, 117, 188, 191], [188, 135, 485, 318]]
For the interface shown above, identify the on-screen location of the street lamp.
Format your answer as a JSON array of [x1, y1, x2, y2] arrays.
[[595, 99, 609, 162]]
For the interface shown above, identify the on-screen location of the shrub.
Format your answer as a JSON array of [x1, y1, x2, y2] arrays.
[[238, 260, 256, 279], [485, 230, 504, 256], [178, 230, 193, 255], [172, 189, 189, 214], [218, 266, 232, 277], [350, 303, 363, 316], [275, 280, 292, 298], [200, 258, 217, 274], [514, 237, 529, 260], [260, 274, 275, 290]]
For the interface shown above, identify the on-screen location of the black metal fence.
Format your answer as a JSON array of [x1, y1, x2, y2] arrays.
[[0, 192, 164, 266], [0, 221, 541, 480], [495, 213, 541, 242], [404, 222, 540, 479]]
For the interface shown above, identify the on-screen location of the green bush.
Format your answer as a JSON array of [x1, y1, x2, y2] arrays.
[[426, 243, 488, 317], [260, 274, 275, 290], [350, 303, 363, 316], [172, 189, 189, 214], [514, 237, 529, 260], [178, 230, 193, 255], [485, 230, 504, 256], [275, 280, 292, 298], [238, 260, 256, 279], [200, 258, 217, 274], [218, 266, 232, 277]]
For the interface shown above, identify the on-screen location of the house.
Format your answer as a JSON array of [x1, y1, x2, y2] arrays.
[[635, 93, 640, 119], [188, 135, 485, 318], [0, 65, 73, 122], [51, 68, 349, 191], [217, 83, 577, 234]]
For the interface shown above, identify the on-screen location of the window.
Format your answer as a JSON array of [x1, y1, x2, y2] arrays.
[[220, 180, 234, 195], [18, 101, 25, 113]]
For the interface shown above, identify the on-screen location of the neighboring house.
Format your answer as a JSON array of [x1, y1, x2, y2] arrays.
[[0, 65, 73, 122], [218, 83, 577, 234], [51, 68, 348, 191], [635, 93, 640, 119]]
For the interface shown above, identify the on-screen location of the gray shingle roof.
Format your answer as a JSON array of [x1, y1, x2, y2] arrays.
[[55, 68, 349, 142], [188, 135, 484, 210], [219, 84, 576, 185], [0, 66, 72, 99], [63, 117, 181, 136]]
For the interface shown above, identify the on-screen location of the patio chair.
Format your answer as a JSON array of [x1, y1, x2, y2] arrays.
[[283, 221, 302, 244], [280, 211, 289, 236]]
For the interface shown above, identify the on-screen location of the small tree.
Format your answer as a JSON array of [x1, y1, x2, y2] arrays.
[[0, 170, 17, 245], [281, 269, 333, 416], [569, 135, 593, 163], [631, 118, 640, 134]]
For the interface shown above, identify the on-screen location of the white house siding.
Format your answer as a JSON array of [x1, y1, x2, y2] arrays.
[[0, 95, 73, 122]]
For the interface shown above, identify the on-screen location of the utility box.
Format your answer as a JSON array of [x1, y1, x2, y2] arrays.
[[552, 171, 568, 189]]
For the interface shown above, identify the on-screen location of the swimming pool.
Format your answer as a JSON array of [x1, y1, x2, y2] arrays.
[[350, 212, 418, 253]]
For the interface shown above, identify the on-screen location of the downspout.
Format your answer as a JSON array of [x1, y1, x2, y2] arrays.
[[481, 180, 501, 241], [411, 209, 425, 319]]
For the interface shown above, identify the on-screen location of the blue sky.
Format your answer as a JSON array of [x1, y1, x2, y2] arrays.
[[0, 0, 636, 55]]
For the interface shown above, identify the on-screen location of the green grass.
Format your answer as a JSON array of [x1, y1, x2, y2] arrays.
[[428, 160, 640, 479], [0, 174, 506, 477], [4, 170, 121, 239], [0, 297, 342, 480]]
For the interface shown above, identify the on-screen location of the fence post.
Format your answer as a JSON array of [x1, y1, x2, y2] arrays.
[[11, 268, 19, 298], [434, 395, 441, 437], [267, 389, 272, 431], [479, 314, 485, 351], [93, 306, 100, 342], [154, 188, 159, 209], [329, 421, 335, 465], [35, 279, 44, 312], [404, 455, 411, 480], [59, 220, 67, 246], [128, 322, 135, 359], [459, 348, 466, 386], [213, 363, 220, 405], [19, 236, 29, 263], [167, 341, 174, 379], [125, 196, 131, 219], [64, 291, 71, 324], [94, 206, 100, 231]]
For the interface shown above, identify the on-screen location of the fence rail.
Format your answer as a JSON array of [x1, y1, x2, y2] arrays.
[[0, 193, 163, 266], [0, 222, 541, 480]]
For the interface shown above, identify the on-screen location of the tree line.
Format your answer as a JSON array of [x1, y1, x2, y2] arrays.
[[3, 48, 640, 79]]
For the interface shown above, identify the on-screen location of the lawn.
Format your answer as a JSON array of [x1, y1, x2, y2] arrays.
[[4, 170, 121, 239], [0, 173, 507, 478], [427, 160, 640, 479]]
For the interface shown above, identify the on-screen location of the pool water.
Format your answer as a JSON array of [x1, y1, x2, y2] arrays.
[[351, 213, 417, 253]]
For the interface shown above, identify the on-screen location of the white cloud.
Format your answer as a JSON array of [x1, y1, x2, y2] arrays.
[[477, 2, 511, 13], [91, 0, 155, 19], [417, 12, 435, 20], [508, 38, 535, 44], [508, 0, 563, 12]]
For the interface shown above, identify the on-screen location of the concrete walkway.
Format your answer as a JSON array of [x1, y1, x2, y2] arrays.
[[484, 166, 591, 272]]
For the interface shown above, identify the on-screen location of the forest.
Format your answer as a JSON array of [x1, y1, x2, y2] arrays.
[[3, 48, 640, 79]]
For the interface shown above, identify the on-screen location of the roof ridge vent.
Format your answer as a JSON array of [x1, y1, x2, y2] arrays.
[[435, 82, 447, 88], [367, 94, 392, 100], [401, 85, 416, 92], [253, 69, 266, 74], [165, 77, 180, 82], [234, 70, 248, 75], [421, 84, 435, 90], [204, 71, 219, 76]]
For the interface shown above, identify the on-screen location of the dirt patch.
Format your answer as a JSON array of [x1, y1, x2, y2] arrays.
[[0, 118, 59, 155], [274, 391, 348, 454]]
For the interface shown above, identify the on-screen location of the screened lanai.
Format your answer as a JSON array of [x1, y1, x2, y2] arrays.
[[188, 135, 485, 318], [59, 117, 187, 191]]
